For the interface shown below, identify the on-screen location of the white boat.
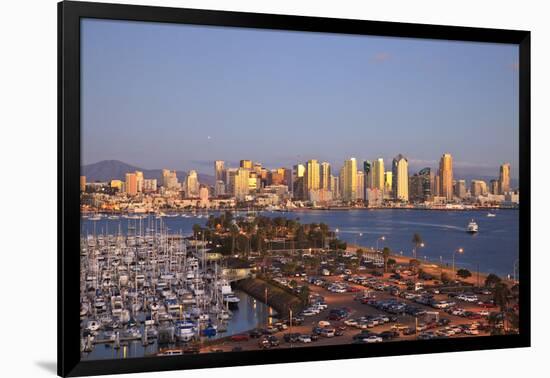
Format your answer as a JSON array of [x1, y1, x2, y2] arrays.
[[86, 320, 100, 332], [487, 213, 496, 217], [467, 220, 479, 233]]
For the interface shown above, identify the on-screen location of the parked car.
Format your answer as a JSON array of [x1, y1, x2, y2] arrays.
[[298, 334, 312, 343]]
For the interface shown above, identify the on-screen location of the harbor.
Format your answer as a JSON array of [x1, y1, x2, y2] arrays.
[[79, 216, 277, 360]]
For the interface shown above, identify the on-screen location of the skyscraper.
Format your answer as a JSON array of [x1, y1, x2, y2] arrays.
[[125, 172, 137, 196], [363, 160, 373, 190], [234, 168, 250, 200], [240, 160, 253, 170], [305, 159, 321, 194], [186, 170, 199, 197], [342, 158, 358, 202], [330, 175, 340, 199], [162, 169, 178, 189], [455, 179, 467, 199], [471, 180, 488, 197], [439, 153, 453, 201], [392, 154, 409, 202], [214, 160, 225, 183], [320, 162, 331, 190], [135, 171, 144, 192], [292, 164, 306, 200], [499, 163, 511, 194], [372, 158, 385, 192], [384, 171, 393, 198], [356, 170, 365, 200]]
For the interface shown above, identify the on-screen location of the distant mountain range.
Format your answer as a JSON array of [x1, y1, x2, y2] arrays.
[[81, 160, 215, 186]]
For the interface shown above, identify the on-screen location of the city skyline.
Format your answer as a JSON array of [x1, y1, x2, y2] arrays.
[[81, 19, 519, 179]]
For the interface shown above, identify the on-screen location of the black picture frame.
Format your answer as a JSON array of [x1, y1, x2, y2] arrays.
[[58, 1, 531, 376]]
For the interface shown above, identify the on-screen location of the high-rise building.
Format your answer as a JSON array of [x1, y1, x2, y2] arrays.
[[292, 164, 306, 200], [438, 153, 453, 201], [356, 171, 365, 200], [214, 160, 225, 183], [125, 172, 138, 196], [240, 160, 253, 170], [234, 168, 250, 200], [471, 180, 488, 197], [225, 168, 238, 194], [162, 169, 178, 190], [270, 169, 284, 186], [489, 179, 499, 195], [330, 175, 340, 199], [214, 181, 225, 197], [392, 154, 409, 202], [305, 159, 321, 194], [372, 158, 385, 192], [499, 163, 511, 194], [454, 179, 467, 199], [384, 171, 393, 198], [363, 160, 373, 190], [320, 162, 331, 190], [80, 176, 86, 192], [186, 170, 200, 197], [248, 171, 260, 191], [143, 179, 157, 192], [199, 185, 209, 206], [342, 158, 358, 202], [135, 171, 144, 192]]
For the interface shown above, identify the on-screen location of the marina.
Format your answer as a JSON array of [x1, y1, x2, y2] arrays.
[[80, 217, 276, 360]]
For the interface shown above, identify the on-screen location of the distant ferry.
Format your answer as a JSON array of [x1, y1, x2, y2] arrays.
[[467, 220, 479, 233]]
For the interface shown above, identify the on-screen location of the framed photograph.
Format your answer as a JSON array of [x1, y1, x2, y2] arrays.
[[58, 1, 530, 376]]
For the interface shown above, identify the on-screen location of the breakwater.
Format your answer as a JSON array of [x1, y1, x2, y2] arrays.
[[235, 278, 304, 318]]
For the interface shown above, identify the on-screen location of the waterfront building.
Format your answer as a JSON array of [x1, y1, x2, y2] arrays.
[[342, 158, 358, 202], [214, 160, 226, 183], [366, 187, 383, 207], [125, 172, 138, 196], [240, 160, 253, 170], [409, 174, 423, 202], [186, 170, 200, 198], [270, 169, 284, 186], [162, 169, 178, 190], [356, 170, 365, 200], [143, 179, 157, 192], [454, 179, 467, 199], [80, 176, 86, 192], [392, 154, 409, 202], [384, 171, 393, 199], [283, 168, 293, 192], [499, 163, 511, 194], [292, 164, 306, 200], [438, 153, 454, 201], [490, 179, 499, 195], [262, 184, 290, 199], [320, 162, 331, 190], [309, 188, 333, 204], [372, 158, 385, 192], [234, 168, 250, 200], [471, 179, 488, 197], [199, 185, 209, 207], [305, 160, 321, 200], [331, 175, 340, 199], [364, 160, 373, 190]]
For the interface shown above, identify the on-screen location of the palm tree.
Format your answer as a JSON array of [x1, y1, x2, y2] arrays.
[[382, 247, 391, 273], [412, 233, 423, 258], [229, 224, 239, 255], [192, 224, 202, 239], [493, 282, 511, 332]]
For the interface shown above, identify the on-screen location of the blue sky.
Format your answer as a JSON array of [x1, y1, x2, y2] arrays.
[[81, 18, 519, 178]]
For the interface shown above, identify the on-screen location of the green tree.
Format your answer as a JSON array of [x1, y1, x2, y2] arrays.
[[229, 223, 240, 255], [485, 273, 502, 288], [192, 224, 202, 238], [456, 269, 472, 279], [493, 282, 511, 312]]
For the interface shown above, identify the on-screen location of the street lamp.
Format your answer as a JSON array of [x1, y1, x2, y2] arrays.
[[413, 242, 425, 259], [452, 248, 464, 279]]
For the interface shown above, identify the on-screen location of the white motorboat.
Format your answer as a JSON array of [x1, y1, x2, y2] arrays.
[[467, 220, 479, 233]]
